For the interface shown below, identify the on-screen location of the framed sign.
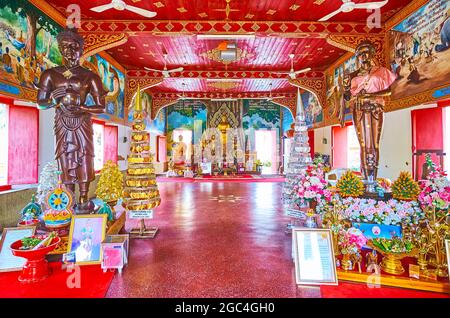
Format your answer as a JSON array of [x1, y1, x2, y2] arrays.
[[0, 226, 36, 272], [129, 210, 153, 219], [200, 162, 212, 174], [68, 214, 107, 265], [292, 228, 338, 285]]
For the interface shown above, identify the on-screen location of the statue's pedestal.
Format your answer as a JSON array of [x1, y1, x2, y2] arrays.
[[74, 200, 95, 215]]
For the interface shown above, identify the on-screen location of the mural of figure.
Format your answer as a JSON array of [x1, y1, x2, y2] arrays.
[[436, 16, 450, 52], [37, 27, 106, 213], [2, 46, 12, 72], [343, 41, 396, 188], [173, 135, 187, 164]]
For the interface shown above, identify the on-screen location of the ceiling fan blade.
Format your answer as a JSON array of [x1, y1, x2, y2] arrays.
[[167, 67, 184, 73], [354, 0, 388, 10], [293, 67, 312, 74], [318, 8, 343, 22], [125, 5, 157, 18], [144, 67, 163, 72], [90, 3, 115, 13]]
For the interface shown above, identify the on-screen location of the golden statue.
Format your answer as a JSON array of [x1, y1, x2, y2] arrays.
[[217, 115, 230, 162], [173, 135, 187, 165], [342, 41, 396, 191]]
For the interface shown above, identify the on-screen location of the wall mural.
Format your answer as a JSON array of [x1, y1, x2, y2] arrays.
[[282, 106, 294, 136], [388, 0, 450, 100], [326, 55, 358, 124], [0, 0, 61, 93], [166, 100, 208, 157], [302, 91, 323, 128], [85, 54, 125, 120]]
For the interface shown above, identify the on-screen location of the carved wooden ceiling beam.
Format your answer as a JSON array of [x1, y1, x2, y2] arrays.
[[289, 77, 327, 116], [80, 33, 128, 64], [327, 34, 387, 67], [126, 78, 164, 115], [80, 20, 383, 37]]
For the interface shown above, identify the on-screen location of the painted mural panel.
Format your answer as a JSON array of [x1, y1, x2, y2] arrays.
[[242, 100, 280, 130], [85, 54, 125, 120], [282, 106, 294, 136], [389, 0, 450, 100], [0, 0, 61, 90], [302, 91, 323, 128]]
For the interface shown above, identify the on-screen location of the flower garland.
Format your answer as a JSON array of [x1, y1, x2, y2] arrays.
[[292, 163, 332, 207], [338, 227, 367, 255], [318, 196, 424, 226], [418, 155, 450, 211]]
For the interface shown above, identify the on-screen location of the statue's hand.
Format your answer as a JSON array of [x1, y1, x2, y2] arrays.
[[50, 87, 66, 104]]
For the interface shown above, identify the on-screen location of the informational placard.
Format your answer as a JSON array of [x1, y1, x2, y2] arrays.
[[286, 209, 305, 219], [200, 162, 212, 174], [129, 210, 154, 219], [0, 227, 36, 272], [292, 228, 338, 285]]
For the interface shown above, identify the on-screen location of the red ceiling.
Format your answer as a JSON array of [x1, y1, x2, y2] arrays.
[[45, 0, 410, 22], [107, 36, 346, 72], [148, 78, 296, 94]]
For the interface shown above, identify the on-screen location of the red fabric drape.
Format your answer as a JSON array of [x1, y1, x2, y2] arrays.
[[104, 125, 118, 163], [332, 125, 348, 169], [8, 105, 39, 184], [411, 107, 444, 179]]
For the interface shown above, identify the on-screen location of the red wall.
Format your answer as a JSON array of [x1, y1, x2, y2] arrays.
[[332, 125, 348, 169], [8, 105, 39, 184], [308, 130, 315, 157]]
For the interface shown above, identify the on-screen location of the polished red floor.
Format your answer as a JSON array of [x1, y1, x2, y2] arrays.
[[106, 182, 448, 298]]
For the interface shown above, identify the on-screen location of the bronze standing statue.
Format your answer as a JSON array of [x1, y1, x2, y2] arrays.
[[37, 27, 106, 213], [342, 41, 396, 192]]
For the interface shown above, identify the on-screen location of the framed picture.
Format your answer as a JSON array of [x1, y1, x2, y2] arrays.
[[0, 226, 36, 272], [68, 214, 107, 265], [292, 228, 338, 286], [446, 239, 450, 282]]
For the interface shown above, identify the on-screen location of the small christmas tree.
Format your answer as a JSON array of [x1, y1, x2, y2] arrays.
[[392, 171, 420, 201], [95, 160, 123, 203], [337, 170, 365, 198], [36, 161, 59, 206]]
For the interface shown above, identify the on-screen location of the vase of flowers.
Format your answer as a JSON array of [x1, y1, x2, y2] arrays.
[[293, 163, 332, 211], [418, 155, 450, 215], [338, 227, 367, 271]]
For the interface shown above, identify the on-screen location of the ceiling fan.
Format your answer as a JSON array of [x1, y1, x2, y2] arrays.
[[177, 83, 190, 100], [272, 54, 311, 80], [90, 0, 157, 18], [145, 54, 184, 78], [318, 0, 388, 22], [265, 83, 285, 101]]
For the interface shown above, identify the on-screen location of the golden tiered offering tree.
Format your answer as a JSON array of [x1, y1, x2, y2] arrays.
[[123, 86, 161, 238]]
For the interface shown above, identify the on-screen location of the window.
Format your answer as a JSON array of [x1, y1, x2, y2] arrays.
[[93, 122, 105, 171], [332, 124, 360, 171], [255, 129, 277, 174], [347, 126, 361, 171], [0, 103, 8, 186], [444, 107, 450, 173], [157, 135, 167, 163], [0, 97, 39, 187]]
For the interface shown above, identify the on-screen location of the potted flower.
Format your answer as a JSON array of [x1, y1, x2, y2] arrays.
[[293, 163, 332, 210], [337, 227, 367, 270], [255, 159, 263, 173]]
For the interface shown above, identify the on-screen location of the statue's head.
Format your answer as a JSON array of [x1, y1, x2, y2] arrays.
[[221, 115, 227, 123], [355, 41, 376, 68], [178, 135, 183, 141], [57, 27, 84, 65]]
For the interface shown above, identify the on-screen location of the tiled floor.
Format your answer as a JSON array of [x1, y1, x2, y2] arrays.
[[106, 181, 322, 298]]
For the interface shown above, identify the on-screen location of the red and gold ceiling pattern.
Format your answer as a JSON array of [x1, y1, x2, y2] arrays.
[[126, 70, 325, 79], [108, 36, 346, 72], [45, 0, 411, 23]]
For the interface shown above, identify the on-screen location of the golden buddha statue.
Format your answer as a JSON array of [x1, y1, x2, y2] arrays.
[[173, 135, 187, 165], [217, 115, 230, 161]]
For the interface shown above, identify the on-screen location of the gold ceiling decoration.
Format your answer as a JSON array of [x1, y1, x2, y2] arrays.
[[214, 0, 240, 20], [153, 1, 165, 8], [289, 4, 301, 11], [177, 7, 187, 13], [200, 47, 255, 65], [207, 81, 240, 90], [245, 13, 255, 19], [266, 9, 277, 15], [314, 0, 326, 5]]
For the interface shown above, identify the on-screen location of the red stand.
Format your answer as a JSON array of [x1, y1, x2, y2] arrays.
[[10, 237, 61, 284]]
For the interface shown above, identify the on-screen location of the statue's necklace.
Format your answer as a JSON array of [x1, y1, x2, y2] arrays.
[[62, 65, 80, 79]]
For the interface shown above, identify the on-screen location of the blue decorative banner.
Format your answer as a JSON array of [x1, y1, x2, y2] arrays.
[[352, 222, 402, 248], [432, 86, 450, 99], [0, 82, 20, 96]]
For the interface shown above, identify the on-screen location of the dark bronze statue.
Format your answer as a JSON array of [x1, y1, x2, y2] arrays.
[[37, 27, 106, 213], [342, 41, 396, 191]]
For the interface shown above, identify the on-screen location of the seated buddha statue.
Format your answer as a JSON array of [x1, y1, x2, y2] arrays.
[[173, 135, 187, 165]]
